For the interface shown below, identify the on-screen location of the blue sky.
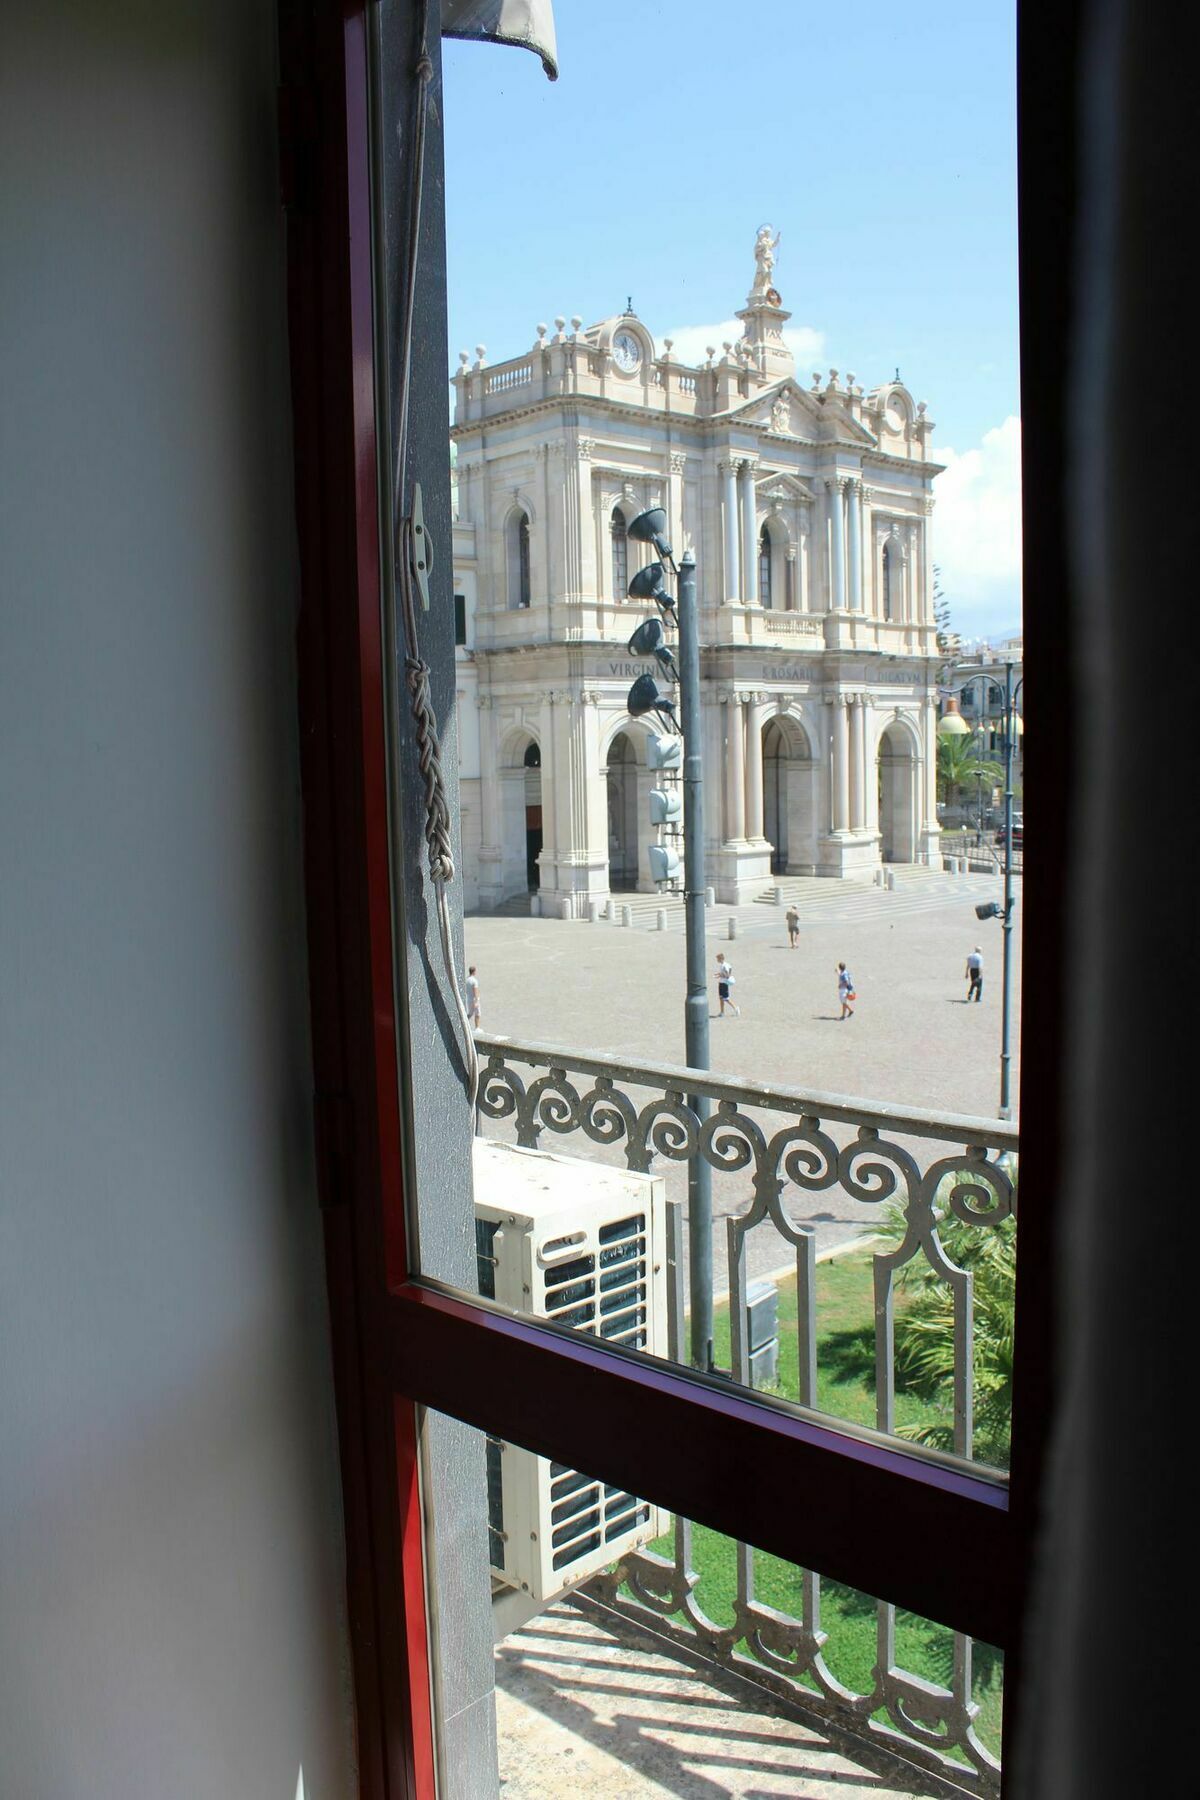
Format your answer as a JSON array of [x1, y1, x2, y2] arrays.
[[442, 2, 1020, 638]]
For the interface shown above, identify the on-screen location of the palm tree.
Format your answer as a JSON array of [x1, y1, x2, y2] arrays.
[[875, 1191, 1016, 1468], [937, 733, 1002, 815]]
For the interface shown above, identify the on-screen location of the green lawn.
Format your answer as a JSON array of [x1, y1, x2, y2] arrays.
[[634, 1246, 1004, 1762]]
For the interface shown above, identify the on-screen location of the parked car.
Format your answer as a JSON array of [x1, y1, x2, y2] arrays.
[[995, 812, 1024, 848]]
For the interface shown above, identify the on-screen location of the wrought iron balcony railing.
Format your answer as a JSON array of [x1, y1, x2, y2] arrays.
[[476, 1032, 1018, 1796]]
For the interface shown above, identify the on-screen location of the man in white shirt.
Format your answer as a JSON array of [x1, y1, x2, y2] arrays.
[[714, 952, 740, 1017], [466, 965, 481, 1028], [965, 946, 983, 1003]]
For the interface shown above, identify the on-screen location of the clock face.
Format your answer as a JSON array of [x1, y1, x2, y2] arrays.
[[612, 330, 642, 374]]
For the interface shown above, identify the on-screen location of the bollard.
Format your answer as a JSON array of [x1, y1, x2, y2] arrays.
[[588, 900, 600, 924], [775, 888, 786, 906], [656, 909, 668, 931], [886, 870, 896, 891], [621, 904, 633, 928], [705, 886, 715, 907], [727, 915, 737, 940], [530, 894, 541, 917]]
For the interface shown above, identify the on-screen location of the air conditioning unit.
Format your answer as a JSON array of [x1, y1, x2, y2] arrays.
[[473, 1139, 669, 1620]]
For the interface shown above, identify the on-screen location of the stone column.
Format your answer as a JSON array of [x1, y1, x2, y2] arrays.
[[920, 497, 935, 623], [476, 696, 502, 905], [745, 695, 768, 841], [721, 460, 739, 601], [849, 695, 866, 830], [725, 693, 746, 840], [832, 696, 850, 831], [846, 479, 863, 611], [740, 461, 759, 605], [829, 478, 847, 611], [864, 708, 882, 840]]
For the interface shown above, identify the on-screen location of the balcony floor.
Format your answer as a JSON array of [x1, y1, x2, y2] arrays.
[[495, 1601, 957, 1798]]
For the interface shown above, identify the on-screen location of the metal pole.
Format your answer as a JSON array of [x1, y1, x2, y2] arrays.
[[999, 660, 1016, 1118], [677, 550, 713, 1370]]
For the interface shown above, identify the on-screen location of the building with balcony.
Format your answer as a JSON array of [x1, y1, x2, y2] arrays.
[[451, 244, 946, 912]]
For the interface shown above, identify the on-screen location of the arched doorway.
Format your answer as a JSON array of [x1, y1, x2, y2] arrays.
[[606, 731, 639, 890], [878, 721, 918, 863], [522, 741, 542, 890], [762, 715, 816, 874]]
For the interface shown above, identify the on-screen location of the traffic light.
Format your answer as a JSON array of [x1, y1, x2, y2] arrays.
[[649, 788, 682, 826], [648, 845, 681, 883]]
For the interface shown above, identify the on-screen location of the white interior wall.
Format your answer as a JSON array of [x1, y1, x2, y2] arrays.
[[1, 5, 356, 1794]]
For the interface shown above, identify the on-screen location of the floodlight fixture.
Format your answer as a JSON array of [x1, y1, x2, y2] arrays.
[[647, 733, 682, 770], [627, 672, 680, 733], [975, 901, 1001, 921], [628, 616, 665, 656], [627, 561, 676, 619], [649, 788, 683, 826], [627, 506, 674, 563]]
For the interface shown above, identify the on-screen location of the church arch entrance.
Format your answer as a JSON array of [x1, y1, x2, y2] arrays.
[[522, 741, 543, 890], [606, 730, 639, 891], [878, 721, 919, 863], [762, 715, 817, 875], [497, 731, 542, 902]]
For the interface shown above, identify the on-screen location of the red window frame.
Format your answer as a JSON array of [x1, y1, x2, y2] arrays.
[[281, 3, 1075, 1793]]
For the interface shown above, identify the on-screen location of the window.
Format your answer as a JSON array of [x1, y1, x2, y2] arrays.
[[284, 6, 1064, 1797], [454, 592, 466, 646], [610, 505, 628, 600], [758, 521, 773, 607], [882, 538, 895, 620], [507, 509, 531, 608]]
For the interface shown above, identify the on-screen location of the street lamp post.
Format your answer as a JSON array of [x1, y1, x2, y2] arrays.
[[677, 550, 714, 1370], [940, 662, 1022, 1119], [997, 660, 1024, 1120], [625, 512, 713, 1371]]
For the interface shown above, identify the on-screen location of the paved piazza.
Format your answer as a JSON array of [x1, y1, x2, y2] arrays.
[[467, 870, 1021, 1280]]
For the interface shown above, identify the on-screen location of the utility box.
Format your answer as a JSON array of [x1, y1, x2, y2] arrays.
[[474, 1140, 669, 1633], [746, 1278, 779, 1389]]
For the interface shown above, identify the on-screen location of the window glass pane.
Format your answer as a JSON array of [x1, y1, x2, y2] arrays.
[[440, 0, 1020, 1472], [424, 1408, 1003, 1795]]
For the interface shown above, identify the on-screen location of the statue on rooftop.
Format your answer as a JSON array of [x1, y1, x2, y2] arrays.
[[752, 225, 781, 297]]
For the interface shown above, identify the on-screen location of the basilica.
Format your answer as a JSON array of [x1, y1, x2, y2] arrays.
[[450, 237, 944, 913]]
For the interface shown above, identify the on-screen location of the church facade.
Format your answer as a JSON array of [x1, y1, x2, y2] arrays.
[[450, 239, 945, 914]]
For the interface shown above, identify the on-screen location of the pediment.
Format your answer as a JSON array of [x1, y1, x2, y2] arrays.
[[755, 470, 815, 504], [725, 379, 878, 448]]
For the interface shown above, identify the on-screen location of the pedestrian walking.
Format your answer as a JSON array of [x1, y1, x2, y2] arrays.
[[466, 964, 481, 1028], [715, 951, 740, 1017], [837, 961, 856, 1020], [965, 945, 983, 1003], [785, 904, 800, 948]]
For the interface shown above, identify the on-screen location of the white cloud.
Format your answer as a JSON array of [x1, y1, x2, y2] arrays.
[[660, 318, 825, 370], [932, 415, 1023, 635]]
